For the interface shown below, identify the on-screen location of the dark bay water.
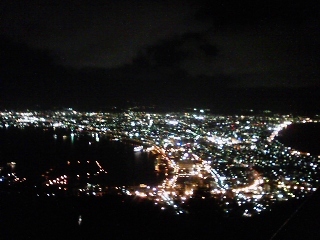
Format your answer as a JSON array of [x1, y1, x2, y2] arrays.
[[0, 127, 158, 186], [277, 123, 320, 155]]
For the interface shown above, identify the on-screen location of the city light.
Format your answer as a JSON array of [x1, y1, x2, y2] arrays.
[[1, 109, 319, 216]]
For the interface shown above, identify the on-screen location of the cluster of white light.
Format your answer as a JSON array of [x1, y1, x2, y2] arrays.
[[45, 175, 67, 187]]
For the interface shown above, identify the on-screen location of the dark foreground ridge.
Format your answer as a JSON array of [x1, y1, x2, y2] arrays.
[[2, 192, 320, 239]]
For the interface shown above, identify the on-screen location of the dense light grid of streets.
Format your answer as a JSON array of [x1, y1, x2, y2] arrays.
[[1, 108, 320, 217]]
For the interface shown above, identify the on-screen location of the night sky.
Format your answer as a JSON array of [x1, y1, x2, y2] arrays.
[[1, 1, 320, 112]]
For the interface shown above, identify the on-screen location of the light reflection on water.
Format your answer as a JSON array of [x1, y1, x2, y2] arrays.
[[0, 127, 160, 186]]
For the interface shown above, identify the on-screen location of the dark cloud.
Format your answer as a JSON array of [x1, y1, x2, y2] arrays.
[[0, 0, 200, 68], [0, 35, 69, 107], [1, 35, 319, 113], [0, 35, 59, 75], [1, 1, 320, 112], [195, 0, 320, 28], [132, 32, 218, 70]]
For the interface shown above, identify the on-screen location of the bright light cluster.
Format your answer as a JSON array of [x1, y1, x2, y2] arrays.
[[1, 109, 320, 216]]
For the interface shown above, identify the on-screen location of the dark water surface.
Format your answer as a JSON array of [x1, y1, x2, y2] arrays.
[[0, 127, 158, 186], [277, 123, 320, 155]]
